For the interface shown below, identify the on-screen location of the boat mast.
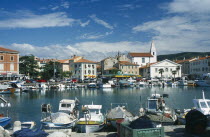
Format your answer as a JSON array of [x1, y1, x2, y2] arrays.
[[202, 90, 205, 100]]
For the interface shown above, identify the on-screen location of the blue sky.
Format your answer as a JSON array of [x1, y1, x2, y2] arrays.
[[0, 0, 210, 61]]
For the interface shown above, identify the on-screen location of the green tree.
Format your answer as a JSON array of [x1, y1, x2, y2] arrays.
[[40, 61, 62, 80], [19, 55, 39, 79], [172, 70, 177, 82], [159, 68, 164, 79], [110, 69, 121, 74], [60, 71, 72, 79]]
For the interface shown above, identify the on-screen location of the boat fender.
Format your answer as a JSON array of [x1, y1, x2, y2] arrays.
[[86, 114, 91, 120]]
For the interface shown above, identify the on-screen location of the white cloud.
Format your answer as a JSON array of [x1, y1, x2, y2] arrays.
[[51, 6, 59, 11], [168, 0, 210, 14], [4, 41, 151, 61], [0, 12, 76, 28], [79, 20, 90, 27], [90, 14, 114, 29], [61, 1, 70, 9], [132, 0, 210, 55], [78, 31, 113, 40], [117, 4, 141, 10]]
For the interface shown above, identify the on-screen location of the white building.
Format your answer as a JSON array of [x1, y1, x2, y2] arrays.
[[70, 58, 97, 80], [189, 56, 210, 77], [128, 41, 157, 67], [140, 59, 182, 79]]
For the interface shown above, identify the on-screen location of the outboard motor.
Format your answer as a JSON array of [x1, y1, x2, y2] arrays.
[[185, 109, 207, 134]]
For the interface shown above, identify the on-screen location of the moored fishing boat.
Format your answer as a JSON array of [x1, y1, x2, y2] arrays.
[[41, 98, 79, 129], [139, 94, 177, 125], [106, 103, 134, 128], [76, 103, 105, 133], [0, 96, 11, 128], [176, 91, 210, 125]]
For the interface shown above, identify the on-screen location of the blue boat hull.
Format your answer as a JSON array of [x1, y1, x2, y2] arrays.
[[0, 117, 11, 127]]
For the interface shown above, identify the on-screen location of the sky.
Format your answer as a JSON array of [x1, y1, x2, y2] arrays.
[[0, 0, 210, 61]]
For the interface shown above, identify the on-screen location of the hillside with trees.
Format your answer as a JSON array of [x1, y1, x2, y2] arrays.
[[157, 52, 210, 61]]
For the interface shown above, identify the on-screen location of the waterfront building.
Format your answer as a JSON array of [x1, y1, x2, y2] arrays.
[[70, 57, 97, 80], [58, 57, 83, 72], [0, 47, 19, 80], [175, 58, 197, 76], [37, 58, 57, 72], [140, 59, 182, 79], [100, 54, 130, 75], [114, 61, 139, 75], [189, 56, 210, 78], [127, 41, 157, 67]]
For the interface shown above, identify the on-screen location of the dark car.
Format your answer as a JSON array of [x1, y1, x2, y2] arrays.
[[83, 78, 90, 83]]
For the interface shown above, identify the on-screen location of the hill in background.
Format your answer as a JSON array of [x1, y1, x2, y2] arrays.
[[157, 52, 210, 61]]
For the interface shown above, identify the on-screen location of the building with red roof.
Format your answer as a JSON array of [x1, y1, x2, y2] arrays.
[[0, 47, 19, 79]]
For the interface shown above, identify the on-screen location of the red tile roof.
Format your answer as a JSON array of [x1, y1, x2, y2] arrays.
[[58, 59, 73, 63], [119, 61, 138, 66], [0, 47, 19, 53], [129, 52, 153, 57], [191, 56, 210, 62], [75, 58, 96, 63]]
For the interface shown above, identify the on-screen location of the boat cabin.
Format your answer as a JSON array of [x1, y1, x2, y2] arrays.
[[59, 99, 78, 114], [147, 94, 166, 112], [193, 98, 210, 115], [84, 105, 102, 114]]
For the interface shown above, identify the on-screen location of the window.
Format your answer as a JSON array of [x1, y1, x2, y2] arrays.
[[165, 68, 168, 72], [200, 101, 207, 108], [0, 64, 3, 70], [153, 52, 155, 55], [88, 70, 91, 74], [142, 58, 145, 63], [10, 63, 14, 71], [155, 68, 158, 72], [0, 56, 3, 61], [92, 70, 94, 74], [88, 65, 91, 67], [10, 56, 14, 61], [92, 65, 94, 68]]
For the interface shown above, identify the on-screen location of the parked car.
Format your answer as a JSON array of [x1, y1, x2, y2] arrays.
[[90, 78, 97, 83], [83, 78, 90, 83], [71, 78, 78, 83]]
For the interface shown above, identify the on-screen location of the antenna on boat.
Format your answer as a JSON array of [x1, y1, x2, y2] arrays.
[[202, 90, 205, 100]]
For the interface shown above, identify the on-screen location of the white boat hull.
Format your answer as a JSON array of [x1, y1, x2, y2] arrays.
[[41, 120, 77, 129], [77, 123, 104, 133]]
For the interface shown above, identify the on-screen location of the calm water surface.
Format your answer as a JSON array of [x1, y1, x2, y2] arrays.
[[2, 86, 210, 128]]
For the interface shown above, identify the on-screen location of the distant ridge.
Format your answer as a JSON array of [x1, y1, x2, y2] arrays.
[[157, 52, 210, 61]]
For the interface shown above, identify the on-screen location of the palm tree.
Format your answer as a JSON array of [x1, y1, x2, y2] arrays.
[[172, 70, 177, 82], [159, 68, 164, 79]]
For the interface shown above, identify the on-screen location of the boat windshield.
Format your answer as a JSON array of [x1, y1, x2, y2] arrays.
[[206, 101, 210, 108], [148, 100, 157, 110], [200, 101, 208, 108], [61, 104, 71, 108]]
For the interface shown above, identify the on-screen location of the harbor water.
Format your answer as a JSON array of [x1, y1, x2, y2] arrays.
[[2, 86, 210, 128]]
